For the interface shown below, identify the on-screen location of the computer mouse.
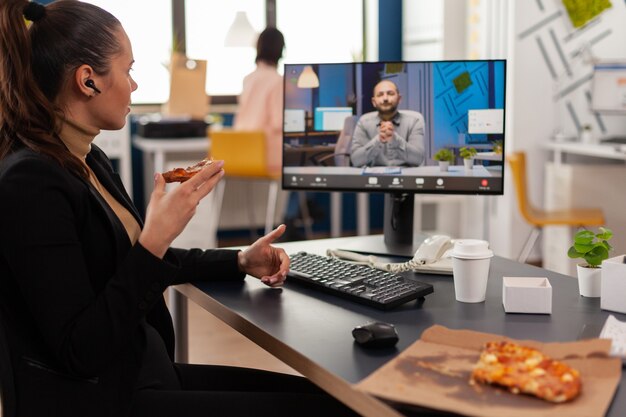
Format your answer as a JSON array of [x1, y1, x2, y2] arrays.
[[352, 321, 399, 348]]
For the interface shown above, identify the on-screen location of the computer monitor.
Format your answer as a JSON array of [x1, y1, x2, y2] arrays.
[[283, 109, 306, 132], [282, 60, 507, 255], [590, 61, 626, 114], [314, 107, 354, 131]]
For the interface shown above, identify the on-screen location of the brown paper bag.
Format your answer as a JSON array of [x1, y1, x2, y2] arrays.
[[357, 325, 621, 417], [162, 52, 210, 119]]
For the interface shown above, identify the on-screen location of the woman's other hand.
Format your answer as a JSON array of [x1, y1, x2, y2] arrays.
[[139, 160, 225, 258], [238, 224, 289, 287]]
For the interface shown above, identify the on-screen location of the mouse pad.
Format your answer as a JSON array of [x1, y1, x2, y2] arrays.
[[356, 325, 621, 417]]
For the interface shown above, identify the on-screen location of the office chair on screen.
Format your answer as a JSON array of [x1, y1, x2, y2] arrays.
[[209, 130, 282, 238], [507, 151, 605, 263], [309, 115, 358, 166]]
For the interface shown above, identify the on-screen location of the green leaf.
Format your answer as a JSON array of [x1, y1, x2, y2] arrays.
[[574, 242, 594, 254], [573, 230, 594, 244], [585, 246, 609, 267], [567, 246, 583, 259], [597, 227, 613, 241], [603, 240, 613, 252]]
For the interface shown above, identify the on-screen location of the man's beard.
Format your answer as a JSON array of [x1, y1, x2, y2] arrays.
[[376, 102, 398, 119]]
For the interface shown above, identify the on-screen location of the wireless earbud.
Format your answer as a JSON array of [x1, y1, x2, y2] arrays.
[[85, 79, 101, 94]]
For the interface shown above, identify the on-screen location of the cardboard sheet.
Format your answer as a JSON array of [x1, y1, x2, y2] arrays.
[[163, 52, 209, 119], [356, 325, 621, 417]]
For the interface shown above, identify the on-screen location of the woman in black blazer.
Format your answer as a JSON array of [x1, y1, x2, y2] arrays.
[[0, 2, 357, 416]]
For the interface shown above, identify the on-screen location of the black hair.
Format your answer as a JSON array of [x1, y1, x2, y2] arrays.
[[30, 1, 122, 101], [0, 0, 122, 178], [255, 27, 285, 66]]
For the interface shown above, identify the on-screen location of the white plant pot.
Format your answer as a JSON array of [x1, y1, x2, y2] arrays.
[[577, 264, 601, 297], [580, 130, 594, 144], [438, 161, 449, 172], [463, 158, 474, 170], [601, 255, 626, 313]]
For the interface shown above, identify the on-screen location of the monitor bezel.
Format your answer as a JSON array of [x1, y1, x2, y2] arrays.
[[281, 59, 507, 196]]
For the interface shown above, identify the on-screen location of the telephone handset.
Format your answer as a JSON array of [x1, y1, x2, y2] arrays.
[[327, 235, 454, 275], [413, 235, 454, 264]]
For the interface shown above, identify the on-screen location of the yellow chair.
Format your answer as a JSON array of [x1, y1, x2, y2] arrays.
[[209, 130, 282, 237], [507, 151, 605, 263]]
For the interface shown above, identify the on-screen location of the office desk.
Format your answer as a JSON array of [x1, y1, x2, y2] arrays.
[[284, 165, 498, 177], [174, 235, 626, 417], [133, 135, 209, 174], [542, 141, 626, 275], [544, 141, 626, 165], [473, 151, 503, 162], [283, 144, 336, 166]]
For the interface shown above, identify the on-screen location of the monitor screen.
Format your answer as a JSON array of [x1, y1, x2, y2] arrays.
[[283, 60, 506, 254], [591, 62, 626, 114], [282, 60, 506, 196], [314, 107, 354, 131], [283, 109, 306, 132]]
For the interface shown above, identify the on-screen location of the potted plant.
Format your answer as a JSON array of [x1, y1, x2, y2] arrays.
[[580, 124, 593, 144], [459, 147, 477, 170], [433, 148, 455, 172], [567, 227, 613, 297], [492, 140, 503, 155]]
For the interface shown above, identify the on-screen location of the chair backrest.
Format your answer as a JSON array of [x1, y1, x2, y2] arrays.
[[209, 130, 277, 178], [0, 310, 16, 417], [506, 151, 536, 224], [334, 115, 358, 167]]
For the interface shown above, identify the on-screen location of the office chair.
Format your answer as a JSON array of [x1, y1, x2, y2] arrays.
[[507, 151, 605, 263], [209, 130, 283, 238], [0, 310, 16, 417], [310, 115, 358, 166]]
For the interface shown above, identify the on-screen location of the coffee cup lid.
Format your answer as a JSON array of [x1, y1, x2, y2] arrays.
[[451, 239, 493, 259]]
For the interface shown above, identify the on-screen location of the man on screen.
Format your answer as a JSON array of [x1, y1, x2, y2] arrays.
[[350, 80, 425, 167]]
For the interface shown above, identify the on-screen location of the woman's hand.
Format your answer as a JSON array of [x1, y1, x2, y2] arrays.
[[238, 224, 290, 287], [139, 160, 225, 258]]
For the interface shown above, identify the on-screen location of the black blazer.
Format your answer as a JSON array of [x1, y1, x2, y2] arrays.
[[0, 145, 245, 416]]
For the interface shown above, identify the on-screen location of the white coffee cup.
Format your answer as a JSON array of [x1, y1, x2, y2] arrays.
[[451, 239, 493, 303]]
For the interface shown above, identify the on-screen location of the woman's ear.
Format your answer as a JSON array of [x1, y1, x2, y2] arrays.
[[74, 64, 97, 97]]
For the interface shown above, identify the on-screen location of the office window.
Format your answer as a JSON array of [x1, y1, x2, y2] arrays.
[[83, 0, 172, 104], [277, 0, 363, 64], [402, 1, 444, 60], [185, 1, 265, 96]]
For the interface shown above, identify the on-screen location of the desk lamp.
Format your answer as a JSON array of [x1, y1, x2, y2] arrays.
[[224, 11, 257, 47], [297, 65, 320, 138]]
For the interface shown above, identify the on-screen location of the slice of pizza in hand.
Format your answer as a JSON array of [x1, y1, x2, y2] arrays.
[[162, 158, 213, 183], [470, 341, 582, 403]]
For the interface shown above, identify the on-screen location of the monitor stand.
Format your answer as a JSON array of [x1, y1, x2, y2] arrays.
[[338, 193, 428, 259]]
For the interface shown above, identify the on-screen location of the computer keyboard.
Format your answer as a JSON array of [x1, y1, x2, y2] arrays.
[[287, 251, 434, 310]]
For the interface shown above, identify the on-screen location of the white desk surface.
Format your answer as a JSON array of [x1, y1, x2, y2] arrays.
[[544, 141, 626, 163], [284, 164, 496, 177], [133, 136, 209, 153], [132, 135, 210, 175], [474, 151, 503, 161]]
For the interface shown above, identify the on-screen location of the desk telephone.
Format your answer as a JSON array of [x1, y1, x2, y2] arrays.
[[327, 235, 454, 275]]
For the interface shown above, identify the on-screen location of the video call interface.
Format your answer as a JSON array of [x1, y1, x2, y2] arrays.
[[282, 60, 506, 195]]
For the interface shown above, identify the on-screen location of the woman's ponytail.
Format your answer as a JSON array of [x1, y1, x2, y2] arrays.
[[0, 0, 65, 168]]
